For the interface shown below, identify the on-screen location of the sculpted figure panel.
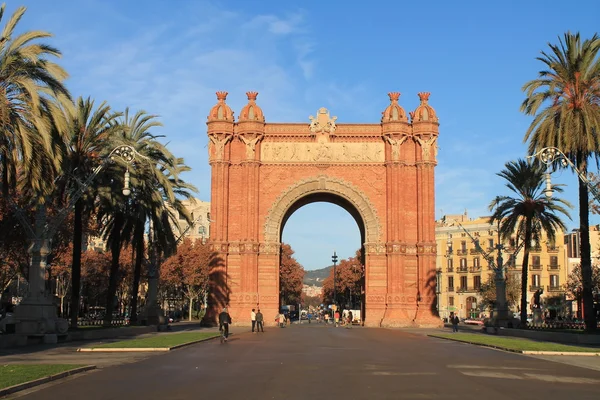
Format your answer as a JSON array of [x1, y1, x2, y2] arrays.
[[261, 142, 385, 162], [414, 135, 438, 162], [208, 134, 232, 160]]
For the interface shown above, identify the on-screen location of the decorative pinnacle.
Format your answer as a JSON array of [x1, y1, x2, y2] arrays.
[[418, 92, 431, 103], [246, 91, 258, 101], [216, 91, 228, 101], [388, 92, 401, 102]]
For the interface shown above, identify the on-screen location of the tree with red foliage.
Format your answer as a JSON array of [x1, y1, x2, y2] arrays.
[[322, 249, 364, 308], [161, 239, 213, 321], [80, 249, 111, 311], [280, 243, 304, 305]]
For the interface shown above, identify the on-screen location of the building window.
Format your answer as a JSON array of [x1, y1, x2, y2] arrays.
[[198, 226, 206, 235], [460, 276, 467, 290], [460, 258, 467, 268], [449, 296, 454, 306], [532, 274, 540, 288], [460, 241, 467, 252], [550, 275, 559, 288], [550, 256, 558, 267], [531, 255, 540, 266], [488, 239, 494, 249], [473, 276, 481, 290], [473, 257, 480, 268], [447, 258, 453, 270], [448, 276, 454, 290]]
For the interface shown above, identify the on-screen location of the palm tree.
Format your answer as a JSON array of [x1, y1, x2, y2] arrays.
[[56, 97, 120, 328], [489, 159, 570, 326], [521, 32, 600, 331], [98, 109, 196, 326], [0, 4, 71, 199]]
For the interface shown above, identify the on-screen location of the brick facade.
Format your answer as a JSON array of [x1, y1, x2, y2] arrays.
[[205, 91, 441, 327]]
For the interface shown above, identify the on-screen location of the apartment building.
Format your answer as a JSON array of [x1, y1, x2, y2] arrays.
[[85, 198, 211, 250], [435, 212, 568, 320], [173, 198, 211, 243]]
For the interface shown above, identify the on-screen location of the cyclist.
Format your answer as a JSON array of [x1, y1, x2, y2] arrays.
[[219, 307, 232, 343]]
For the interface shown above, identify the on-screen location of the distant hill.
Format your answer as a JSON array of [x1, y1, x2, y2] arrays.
[[303, 266, 332, 287]]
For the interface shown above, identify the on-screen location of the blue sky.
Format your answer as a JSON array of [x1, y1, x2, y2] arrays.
[[15, 0, 600, 270]]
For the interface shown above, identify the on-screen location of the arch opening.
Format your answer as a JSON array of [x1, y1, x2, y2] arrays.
[[278, 196, 366, 325]]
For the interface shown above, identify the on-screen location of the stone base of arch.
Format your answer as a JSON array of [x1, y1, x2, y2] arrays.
[[363, 300, 442, 328]]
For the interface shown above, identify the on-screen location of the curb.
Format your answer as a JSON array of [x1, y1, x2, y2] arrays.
[[522, 351, 600, 356], [77, 335, 220, 352], [428, 335, 600, 356], [0, 365, 96, 397]]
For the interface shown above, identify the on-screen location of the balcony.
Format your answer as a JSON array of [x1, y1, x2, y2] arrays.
[[469, 248, 480, 255], [457, 286, 477, 293], [547, 246, 559, 253], [456, 266, 468, 273], [547, 285, 563, 293], [529, 285, 542, 291], [530, 246, 542, 253], [548, 264, 560, 270], [530, 264, 542, 271], [469, 266, 481, 273], [457, 249, 468, 256], [446, 267, 454, 273], [447, 286, 455, 292]]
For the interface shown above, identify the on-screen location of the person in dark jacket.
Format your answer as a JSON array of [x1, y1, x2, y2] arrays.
[[219, 307, 232, 341], [255, 309, 264, 332]]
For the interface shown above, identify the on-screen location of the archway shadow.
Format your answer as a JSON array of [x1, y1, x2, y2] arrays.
[[201, 252, 231, 327]]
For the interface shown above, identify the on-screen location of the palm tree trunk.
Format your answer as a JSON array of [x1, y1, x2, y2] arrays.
[[578, 173, 596, 332], [130, 223, 144, 324], [104, 212, 124, 327], [520, 223, 533, 326], [69, 198, 83, 329]]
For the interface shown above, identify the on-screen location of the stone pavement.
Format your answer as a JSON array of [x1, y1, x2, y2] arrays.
[[6, 323, 600, 400]]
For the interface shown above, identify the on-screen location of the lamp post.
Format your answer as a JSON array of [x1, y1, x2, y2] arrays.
[[332, 251, 338, 307], [12, 145, 142, 337]]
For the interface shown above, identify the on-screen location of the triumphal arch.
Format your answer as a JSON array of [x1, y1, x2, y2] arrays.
[[206, 91, 440, 327]]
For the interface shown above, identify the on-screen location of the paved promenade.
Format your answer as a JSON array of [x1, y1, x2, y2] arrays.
[[3, 324, 600, 400]]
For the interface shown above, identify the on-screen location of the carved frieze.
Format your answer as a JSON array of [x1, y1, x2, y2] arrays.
[[365, 242, 386, 254], [260, 242, 280, 255], [260, 142, 384, 163]]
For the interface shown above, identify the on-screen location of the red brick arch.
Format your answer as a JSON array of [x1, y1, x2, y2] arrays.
[[263, 175, 381, 244], [206, 91, 441, 327]]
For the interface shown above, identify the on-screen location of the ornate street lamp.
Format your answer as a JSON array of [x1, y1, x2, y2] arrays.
[[332, 251, 338, 307], [528, 146, 600, 202]]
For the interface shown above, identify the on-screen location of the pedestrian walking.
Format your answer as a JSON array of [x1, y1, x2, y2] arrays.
[[255, 309, 264, 332], [278, 312, 286, 328], [324, 313, 330, 324], [451, 313, 459, 333], [251, 308, 256, 333], [218, 307, 232, 342], [334, 310, 340, 327], [346, 311, 353, 329]]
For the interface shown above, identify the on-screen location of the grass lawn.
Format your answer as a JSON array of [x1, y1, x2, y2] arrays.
[[431, 333, 600, 353], [0, 365, 85, 390], [92, 332, 219, 349]]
